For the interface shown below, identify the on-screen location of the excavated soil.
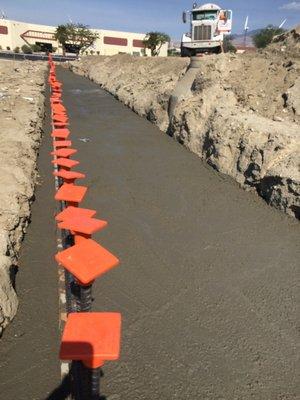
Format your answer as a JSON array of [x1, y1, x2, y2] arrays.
[[69, 29, 300, 218], [0, 60, 46, 335]]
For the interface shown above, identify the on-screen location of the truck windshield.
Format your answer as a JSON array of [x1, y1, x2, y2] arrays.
[[192, 11, 218, 21]]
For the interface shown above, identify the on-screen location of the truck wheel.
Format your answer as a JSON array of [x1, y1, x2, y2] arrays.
[[214, 46, 222, 54], [181, 47, 191, 57]]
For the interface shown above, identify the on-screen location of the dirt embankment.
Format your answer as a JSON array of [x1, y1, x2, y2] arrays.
[[0, 60, 46, 335], [69, 32, 300, 219]]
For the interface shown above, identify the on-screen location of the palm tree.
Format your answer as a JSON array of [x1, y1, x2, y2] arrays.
[[143, 32, 170, 56], [54, 25, 69, 56]]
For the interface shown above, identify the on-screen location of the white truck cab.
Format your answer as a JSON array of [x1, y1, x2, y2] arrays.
[[181, 3, 232, 57]]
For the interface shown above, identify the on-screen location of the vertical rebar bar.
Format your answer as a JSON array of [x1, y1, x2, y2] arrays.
[[80, 364, 101, 400], [79, 284, 93, 312], [90, 368, 101, 400], [61, 230, 79, 313]]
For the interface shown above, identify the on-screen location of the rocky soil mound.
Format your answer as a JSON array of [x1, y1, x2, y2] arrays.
[[171, 53, 300, 218], [0, 60, 46, 335], [269, 25, 300, 58], [69, 46, 300, 219]]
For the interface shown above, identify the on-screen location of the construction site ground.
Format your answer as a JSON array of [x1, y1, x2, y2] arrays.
[[0, 67, 299, 399]]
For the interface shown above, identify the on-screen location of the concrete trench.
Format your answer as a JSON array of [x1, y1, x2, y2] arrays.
[[0, 66, 299, 399], [69, 54, 300, 220]]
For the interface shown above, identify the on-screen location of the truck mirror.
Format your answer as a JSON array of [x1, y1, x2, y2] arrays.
[[182, 11, 187, 24]]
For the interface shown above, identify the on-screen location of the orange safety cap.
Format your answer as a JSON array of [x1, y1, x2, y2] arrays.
[[53, 115, 69, 123], [60, 312, 121, 368], [51, 148, 77, 158], [58, 216, 108, 235], [55, 206, 97, 222], [52, 104, 66, 113], [53, 170, 85, 180], [55, 239, 119, 285], [55, 184, 87, 204], [54, 123, 70, 129], [53, 140, 72, 148], [50, 99, 62, 105], [51, 129, 70, 139], [52, 158, 80, 169]]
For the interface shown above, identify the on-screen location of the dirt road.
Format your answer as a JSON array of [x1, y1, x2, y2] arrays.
[[0, 67, 299, 399]]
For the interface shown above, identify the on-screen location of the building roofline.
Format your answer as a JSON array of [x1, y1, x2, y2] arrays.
[[1, 18, 148, 37]]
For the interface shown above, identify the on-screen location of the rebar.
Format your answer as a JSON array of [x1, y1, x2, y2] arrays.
[[79, 284, 93, 312]]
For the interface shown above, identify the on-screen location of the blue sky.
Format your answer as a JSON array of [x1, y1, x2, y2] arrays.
[[0, 0, 300, 39]]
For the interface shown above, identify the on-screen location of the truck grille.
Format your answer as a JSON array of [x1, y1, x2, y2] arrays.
[[193, 25, 212, 41]]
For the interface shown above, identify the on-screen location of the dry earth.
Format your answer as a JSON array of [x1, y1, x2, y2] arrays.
[[69, 28, 300, 219], [0, 60, 46, 335]]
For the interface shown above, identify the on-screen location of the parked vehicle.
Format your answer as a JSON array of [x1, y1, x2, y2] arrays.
[[181, 2, 233, 56]]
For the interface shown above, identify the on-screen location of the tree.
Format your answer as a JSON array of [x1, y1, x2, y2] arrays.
[[55, 23, 98, 56], [21, 44, 32, 54], [223, 35, 237, 53], [31, 43, 41, 52], [253, 25, 286, 49], [54, 25, 69, 56], [143, 32, 170, 56]]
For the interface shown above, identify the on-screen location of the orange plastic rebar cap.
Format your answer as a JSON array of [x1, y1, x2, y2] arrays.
[[51, 129, 70, 139], [51, 158, 79, 169], [58, 216, 107, 235], [55, 239, 119, 284], [60, 312, 121, 368], [54, 122, 70, 128], [55, 184, 87, 203], [51, 148, 77, 158], [55, 206, 97, 222], [53, 115, 69, 123], [52, 104, 66, 113], [53, 140, 72, 148], [53, 170, 85, 180]]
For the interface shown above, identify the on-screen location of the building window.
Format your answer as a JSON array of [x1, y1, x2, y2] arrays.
[[0, 26, 8, 35], [104, 36, 127, 46], [35, 42, 53, 52], [133, 39, 144, 48], [65, 43, 80, 53]]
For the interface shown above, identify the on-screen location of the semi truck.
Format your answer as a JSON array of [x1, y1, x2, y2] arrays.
[[181, 3, 233, 57]]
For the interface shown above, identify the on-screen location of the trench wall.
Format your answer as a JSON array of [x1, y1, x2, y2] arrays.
[[0, 60, 47, 335]]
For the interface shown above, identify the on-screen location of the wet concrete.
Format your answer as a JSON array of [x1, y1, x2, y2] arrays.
[[0, 66, 299, 400], [57, 68, 299, 400], [0, 93, 61, 399]]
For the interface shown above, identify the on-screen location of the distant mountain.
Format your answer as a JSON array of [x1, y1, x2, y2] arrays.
[[231, 29, 262, 39], [231, 29, 262, 47]]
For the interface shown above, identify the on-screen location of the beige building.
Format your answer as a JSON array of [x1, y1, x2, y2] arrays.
[[0, 18, 168, 57]]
